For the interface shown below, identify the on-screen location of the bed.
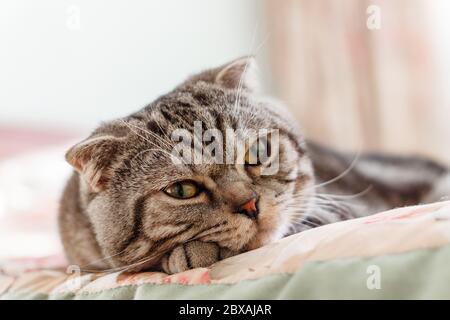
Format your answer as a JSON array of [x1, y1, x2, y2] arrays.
[[1, 201, 450, 299], [1, 128, 450, 299]]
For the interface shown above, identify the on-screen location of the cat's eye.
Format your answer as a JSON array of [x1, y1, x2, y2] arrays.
[[245, 138, 270, 166], [164, 181, 200, 199]]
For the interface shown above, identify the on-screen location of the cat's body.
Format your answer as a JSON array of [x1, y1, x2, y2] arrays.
[[59, 57, 450, 274], [294, 142, 449, 233]]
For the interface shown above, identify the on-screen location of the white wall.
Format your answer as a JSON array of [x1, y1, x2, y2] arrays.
[[0, 0, 262, 129], [430, 0, 450, 152]]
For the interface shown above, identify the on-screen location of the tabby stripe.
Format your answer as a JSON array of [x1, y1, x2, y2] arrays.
[[146, 222, 194, 241], [159, 109, 172, 123], [182, 244, 193, 269], [120, 195, 148, 251], [216, 246, 221, 261], [128, 114, 144, 121], [151, 223, 196, 248], [191, 221, 228, 240], [256, 106, 306, 156], [197, 227, 234, 240]]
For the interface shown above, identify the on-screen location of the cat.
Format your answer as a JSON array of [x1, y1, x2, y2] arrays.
[[59, 57, 450, 274]]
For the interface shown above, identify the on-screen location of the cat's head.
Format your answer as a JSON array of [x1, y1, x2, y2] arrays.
[[65, 57, 315, 270]]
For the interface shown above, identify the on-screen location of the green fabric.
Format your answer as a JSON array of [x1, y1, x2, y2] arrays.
[[3, 244, 450, 299]]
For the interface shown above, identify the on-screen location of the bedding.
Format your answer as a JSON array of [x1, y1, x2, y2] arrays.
[[0, 138, 75, 259], [1, 201, 450, 299]]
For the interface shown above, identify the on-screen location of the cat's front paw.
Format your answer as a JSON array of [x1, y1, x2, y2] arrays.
[[160, 241, 236, 274]]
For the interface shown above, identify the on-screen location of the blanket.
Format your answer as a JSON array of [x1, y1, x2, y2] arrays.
[[2, 201, 450, 299]]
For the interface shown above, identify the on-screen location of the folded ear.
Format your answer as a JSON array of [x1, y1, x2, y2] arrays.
[[65, 135, 123, 192], [214, 56, 259, 91]]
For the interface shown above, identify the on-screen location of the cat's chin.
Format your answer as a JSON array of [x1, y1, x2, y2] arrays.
[[241, 205, 289, 251], [243, 225, 284, 251], [244, 234, 277, 251]]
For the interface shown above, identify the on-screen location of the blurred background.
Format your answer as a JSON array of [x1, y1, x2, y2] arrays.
[[1, 0, 450, 259]]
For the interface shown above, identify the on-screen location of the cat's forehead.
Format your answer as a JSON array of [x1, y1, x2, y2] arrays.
[[143, 86, 271, 132], [113, 83, 290, 177], [131, 150, 241, 190]]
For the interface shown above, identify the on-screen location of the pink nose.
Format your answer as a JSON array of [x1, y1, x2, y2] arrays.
[[236, 197, 259, 220]]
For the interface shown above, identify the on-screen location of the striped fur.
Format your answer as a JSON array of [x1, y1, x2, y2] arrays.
[[59, 57, 450, 274]]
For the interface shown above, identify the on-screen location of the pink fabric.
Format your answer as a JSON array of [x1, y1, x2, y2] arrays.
[[0, 126, 82, 260], [0, 126, 79, 159]]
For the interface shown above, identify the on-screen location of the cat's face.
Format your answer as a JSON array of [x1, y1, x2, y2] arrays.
[[66, 57, 315, 270]]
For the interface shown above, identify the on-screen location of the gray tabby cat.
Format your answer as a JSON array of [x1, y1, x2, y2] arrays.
[[59, 57, 450, 274]]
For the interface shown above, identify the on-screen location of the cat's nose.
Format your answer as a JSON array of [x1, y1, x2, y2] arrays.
[[235, 196, 259, 220]]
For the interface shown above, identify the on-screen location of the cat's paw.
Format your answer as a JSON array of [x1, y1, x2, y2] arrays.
[[160, 241, 237, 274]]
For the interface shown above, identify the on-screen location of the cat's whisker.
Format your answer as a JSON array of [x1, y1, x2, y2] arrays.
[[135, 126, 175, 155], [152, 108, 176, 145], [290, 194, 347, 211], [287, 199, 348, 215], [121, 119, 174, 150], [287, 205, 330, 213], [312, 193, 367, 211], [234, 29, 270, 122], [189, 222, 228, 241], [312, 195, 351, 211], [124, 118, 174, 148], [315, 185, 373, 200], [78, 248, 128, 269], [288, 213, 328, 226], [120, 119, 188, 165], [80, 249, 166, 275], [291, 219, 322, 228], [289, 215, 334, 229], [290, 188, 362, 215], [303, 150, 362, 192], [131, 147, 185, 166], [120, 119, 165, 148], [233, 23, 259, 117]]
